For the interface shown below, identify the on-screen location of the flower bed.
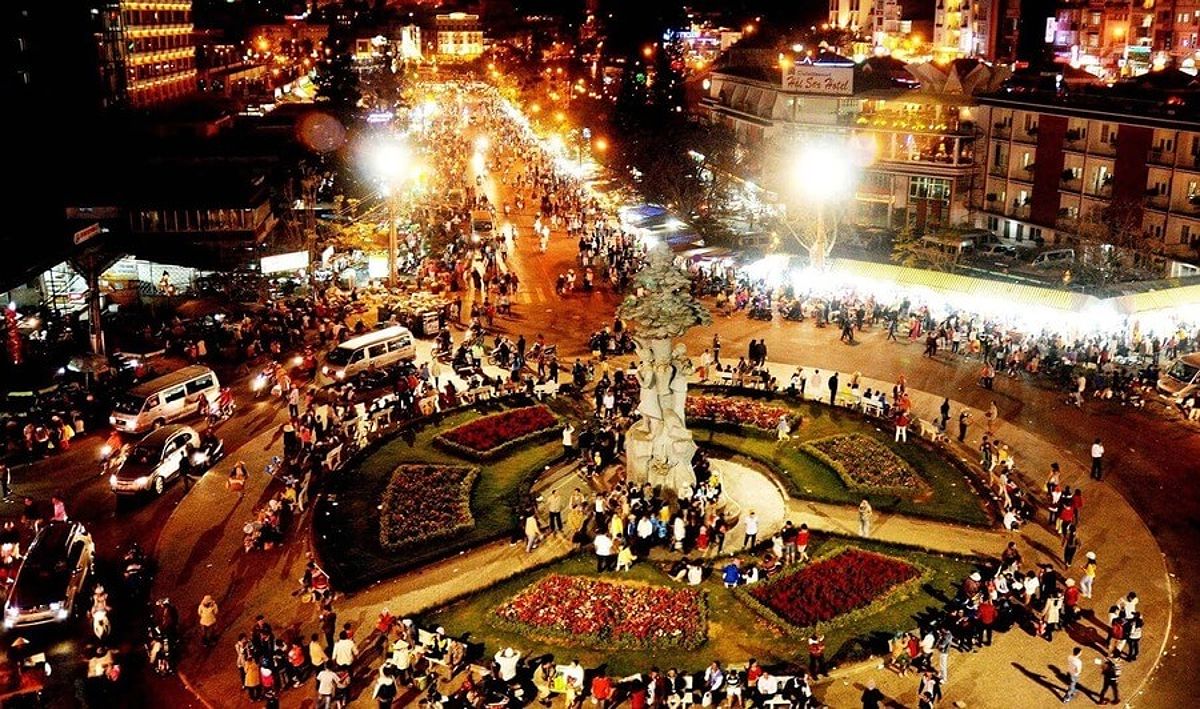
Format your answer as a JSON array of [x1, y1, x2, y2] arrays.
[[492, 574, 707, 650], [685, 395, 791, 432], [435, 405, 562, 460], [379, 464, 478, 551], [803, 434, 927, 493], [742, 548, 924, 634]]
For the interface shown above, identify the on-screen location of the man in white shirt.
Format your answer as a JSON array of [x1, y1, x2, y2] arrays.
[[332, 631, 358, 669], [316, 663, 340, 708], [1090, 438, 1105, 480], [594, 532, 613, 572], [1064, 646, 1083, 702], [743, 511, 759, 549], [495, 647, 522, 682], [756, 672, 779, 698]]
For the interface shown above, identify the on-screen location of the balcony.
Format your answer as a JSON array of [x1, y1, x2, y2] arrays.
[[992, 121, 1011, 139], [1064, 129, 1086, 152], [1089, 138, 1118, 157], [1060, 169, 1082, 191], [988, 163, 1008, 178], [1148, 147, 1175, 167], [1145, 188, 1169, 211], [1009, 200, 1031, 220], [1013, 125, 1038, 144]]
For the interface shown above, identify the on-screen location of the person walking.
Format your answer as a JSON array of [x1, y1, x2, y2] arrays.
[[828, 372, 840, 407], [1080, 551, 1097, 599], [524, 510, 541, 552], [0, 462, 10, 500], [546, 490, 563, 535], [984, 401, 999, 435], [1090, 438, 1105, 480], [198, 595, 219, 647], [858, 499, 874, 537], [938, 398, 951, 431], [743, 511, 759, 549], [807, 633, 827, 678], [958, 410, 971, 443], [1097, 657, 1121, 705], [1063, 646, 1083, 703]]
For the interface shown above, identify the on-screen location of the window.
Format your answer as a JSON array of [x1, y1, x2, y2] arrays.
[[367, 343, 388, 358], [1183, 225, 1193, 244], [1017, 224, 1025, 239], [993, 146, 1005, 167], [145, 394, 160, 409], [388, 337, 410, 352], [185, 375, 214, 395], [909, 176, 951, 202], [987, 215, 1000, 231], [350, 349, 365, 363], [163, 387, 186, 404], [1100, 124, 1115, 144]]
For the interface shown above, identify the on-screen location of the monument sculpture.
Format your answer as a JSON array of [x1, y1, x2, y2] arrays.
[[618, 244, 712, 495]]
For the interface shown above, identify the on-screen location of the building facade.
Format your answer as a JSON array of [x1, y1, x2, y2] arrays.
[[98, 0, 196, 108], [976, 92, 1200, 261], [702, 62, 983, 232], [434, 12, 484, 61], [829, 0, 871, 32]]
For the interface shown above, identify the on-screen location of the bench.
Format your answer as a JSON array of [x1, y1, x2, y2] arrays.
[[533, 381, 559, 399]]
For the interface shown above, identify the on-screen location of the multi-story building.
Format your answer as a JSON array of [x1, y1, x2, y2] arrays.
[[872, 0, 905, 46], [701, 59, 992, 231], [975, 88, 1200, 261], [97, 0, 197, 108], [434, 12, 484, 61], [934, 0, 1021, 60], [829, 0, 871, 32], [1052, 0, 1200, 76]]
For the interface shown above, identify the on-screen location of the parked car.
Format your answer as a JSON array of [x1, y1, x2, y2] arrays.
[[3, 521, 93, 629], [1158, 352, 1200, 403], [109, 424, 201, 495], [108, 365, 219, 434]]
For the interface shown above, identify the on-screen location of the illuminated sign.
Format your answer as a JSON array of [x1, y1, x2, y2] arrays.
[[260, 250, 309, 274], [782, 65, 854, 95]]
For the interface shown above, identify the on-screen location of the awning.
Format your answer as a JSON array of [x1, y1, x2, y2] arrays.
[[1108, 283, 1200, 315], [831, 259, 1100, 313]]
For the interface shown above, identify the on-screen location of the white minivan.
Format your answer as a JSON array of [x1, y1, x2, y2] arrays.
[[109, 365, 220, 434], [322, 325, 416, 381]]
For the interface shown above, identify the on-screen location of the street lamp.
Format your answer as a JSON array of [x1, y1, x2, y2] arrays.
[[791, 142, 853, 270], [368, 139, 412, 288]]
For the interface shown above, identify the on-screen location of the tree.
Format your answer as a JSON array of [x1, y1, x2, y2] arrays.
[[890, 225, 962, 272], [618, 245, 711, 340], [1070, 201, 1158, 285]]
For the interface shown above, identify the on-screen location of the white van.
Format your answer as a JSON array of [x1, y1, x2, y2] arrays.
[[1158, 352, 1200, 403], [109, 365, 220, 434], [1031, 249, 1075, 268], [322, 325, 416, 381]]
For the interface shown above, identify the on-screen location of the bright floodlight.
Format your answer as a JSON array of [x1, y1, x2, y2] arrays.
[[370, 139, 410, 181], [792, 142, 852, 202], [474, 136, 489, 151]]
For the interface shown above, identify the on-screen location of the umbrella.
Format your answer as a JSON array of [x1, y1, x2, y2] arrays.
[[175, 298, 233, 320]]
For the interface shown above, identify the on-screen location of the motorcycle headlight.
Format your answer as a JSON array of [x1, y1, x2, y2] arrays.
[[135, 476, 150, 488], [100, 444, 112, 458], [251, 377, 265, 392], [336, 370, 345, 379], [6, 606, 18, 617], [49, 602, 61, 611], [56, 607, 69, 620], [109, 416, 118, 425], [192, 452, 208, 465], [109, 475, 117, 488], [292, 356, 303, 367]]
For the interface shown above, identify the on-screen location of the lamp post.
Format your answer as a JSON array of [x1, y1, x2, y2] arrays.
[[370, 140, 411, 289]]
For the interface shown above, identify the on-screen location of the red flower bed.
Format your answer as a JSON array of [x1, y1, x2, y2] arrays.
[[686, 395, 791, 431], [493, 575, 706, 650], [749, 550, 920, 628], [380, 465, 478, 550], [436, 405, 560, 459]]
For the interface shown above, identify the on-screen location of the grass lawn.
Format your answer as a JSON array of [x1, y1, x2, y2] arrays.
[[314, 401, 564, 590], [422, 536, 979, 676], [690, 396, 991, 527]]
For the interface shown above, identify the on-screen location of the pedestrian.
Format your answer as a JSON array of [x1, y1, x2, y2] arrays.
[[958, 410, 971, 443], [332, 630, 357, 670], [858, 499, 874, 537], [1081, 551, 1097, 599], [315, 661, 338, 708], [1063, 646, 1082, 703], [939, 398, 951, 431], [742, 510, 758, 549], [546, 490, 563, 534], [828, 372, 840, 407], [861, 679, 885, 709], [984, 401, 999, 435], [1097, 657, 1121, 705], [1090, 438, 1105, 480], [198, 594, 219, 646], [1063, 529, 1081, 567], [0, 462, 10, 499], [524, 510, 541, 552], [1126, 612, 1143, 660], [807, 633, 826, 678], [373, 666, 398, 708]]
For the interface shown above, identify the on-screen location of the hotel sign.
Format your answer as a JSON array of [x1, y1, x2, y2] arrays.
[[782, 65, 854, 96]]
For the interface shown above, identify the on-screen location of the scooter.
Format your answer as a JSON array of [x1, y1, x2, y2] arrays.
[[251, 362, 277, 399], [190, 436, 226, 470]]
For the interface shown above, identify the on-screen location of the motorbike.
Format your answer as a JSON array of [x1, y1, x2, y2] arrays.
[[251, 362, 277, 399], [190, 435, 226, 470], [123, 546, 150, 598], [147, 625, 175, 675]]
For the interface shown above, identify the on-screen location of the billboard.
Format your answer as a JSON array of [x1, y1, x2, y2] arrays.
[[782, 65, 854, 96]]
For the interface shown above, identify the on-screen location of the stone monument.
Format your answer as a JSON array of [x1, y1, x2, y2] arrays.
[[618, 244, 711, 496]]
